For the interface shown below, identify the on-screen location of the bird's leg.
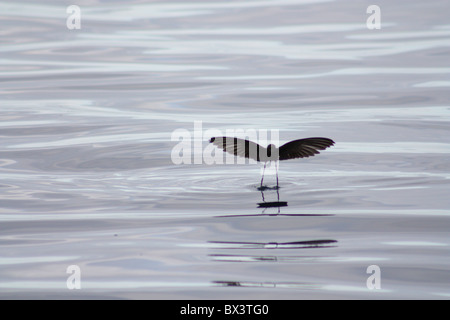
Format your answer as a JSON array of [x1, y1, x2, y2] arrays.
[[261, 162, 266, 188]]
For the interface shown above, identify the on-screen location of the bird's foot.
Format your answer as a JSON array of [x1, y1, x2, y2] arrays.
[[257, 185, 279, 191]]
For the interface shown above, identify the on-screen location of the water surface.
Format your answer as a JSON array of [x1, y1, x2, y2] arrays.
[[1, 0, 450, 299]]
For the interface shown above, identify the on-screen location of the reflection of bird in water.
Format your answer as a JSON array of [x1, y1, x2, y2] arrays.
[[209, 136, 335, 188]]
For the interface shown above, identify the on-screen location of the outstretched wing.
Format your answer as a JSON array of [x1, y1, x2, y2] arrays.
[[209, 137, 266, 162], [279, 137, 334, 160]]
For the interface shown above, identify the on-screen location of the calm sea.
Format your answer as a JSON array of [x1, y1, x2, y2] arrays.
[[1, 0, 450, 299]]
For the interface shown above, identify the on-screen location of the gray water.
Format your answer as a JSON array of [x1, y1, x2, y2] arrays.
[[1, 0, 450, 299]]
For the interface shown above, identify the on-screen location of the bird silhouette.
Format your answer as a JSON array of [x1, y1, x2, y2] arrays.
[[209, 136, 334, 188]]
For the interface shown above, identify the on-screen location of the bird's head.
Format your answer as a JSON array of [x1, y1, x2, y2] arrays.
[[266, 144, 278, 159]]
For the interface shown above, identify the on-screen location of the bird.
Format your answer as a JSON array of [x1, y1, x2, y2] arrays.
[[209, 136, 334, 188]]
